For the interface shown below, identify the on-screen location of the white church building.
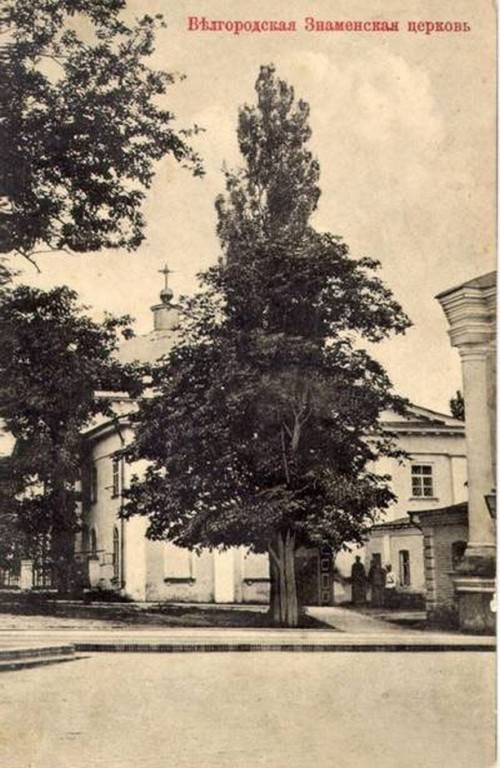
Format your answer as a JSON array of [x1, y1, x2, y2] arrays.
[[74, 271, 467, 605]]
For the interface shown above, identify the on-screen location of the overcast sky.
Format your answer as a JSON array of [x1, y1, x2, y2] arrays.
[[11, 0, 496, 414]]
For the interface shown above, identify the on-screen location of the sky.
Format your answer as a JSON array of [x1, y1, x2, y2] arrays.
[[9, 0, 496, 414]]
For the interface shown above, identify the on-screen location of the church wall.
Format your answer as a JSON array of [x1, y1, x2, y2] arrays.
[[239, 549, 270, 604], [373, 434, 466, 523], [145, 541, 214, 603], [81, 428, 132, 592]]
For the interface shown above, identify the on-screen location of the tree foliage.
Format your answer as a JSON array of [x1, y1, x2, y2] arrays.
[[0, 0, 202, 264], [125, 66, 411, 624], [450, 390, 465, 421], [0, 284, 143, 588]]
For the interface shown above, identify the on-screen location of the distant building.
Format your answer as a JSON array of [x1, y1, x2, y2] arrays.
[[335, 406, 467, 606]]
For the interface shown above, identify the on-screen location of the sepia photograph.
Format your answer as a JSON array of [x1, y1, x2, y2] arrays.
[[0, 1, 496, 766]]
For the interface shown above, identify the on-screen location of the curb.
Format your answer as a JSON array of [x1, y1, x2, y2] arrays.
[[0, 654, 87, 672], [0, 644, 75, 660], [73, 641, 495, 653]]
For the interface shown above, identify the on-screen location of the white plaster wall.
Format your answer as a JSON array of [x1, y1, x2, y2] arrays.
[[145, 541, 214, 602], [122, 516, 147, 600], [213, 550, 235, 603]]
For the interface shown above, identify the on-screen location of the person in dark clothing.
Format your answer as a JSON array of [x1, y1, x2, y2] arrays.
[[368, 557, 386, 607], [351, 556, 367, 605]]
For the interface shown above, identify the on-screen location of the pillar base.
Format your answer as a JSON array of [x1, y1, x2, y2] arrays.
[[452, 575, 495, 634], [458, 544, 496, 577]]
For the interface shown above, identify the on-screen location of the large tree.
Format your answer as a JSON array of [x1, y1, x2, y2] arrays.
[[124, 65, 411, 626], [0, 0, 202, 270], [0, 284, 143, 592]]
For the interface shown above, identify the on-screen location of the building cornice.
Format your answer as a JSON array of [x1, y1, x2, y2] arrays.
[[436, 279, 496, 350]]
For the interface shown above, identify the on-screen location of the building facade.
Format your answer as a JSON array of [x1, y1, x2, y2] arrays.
[[334, 406, 467, 605], [77, 395, 466, 605]]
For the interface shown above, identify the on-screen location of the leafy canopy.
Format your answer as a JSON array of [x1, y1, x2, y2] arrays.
[[0, 283, 142, 539], [125, 65, 411, 555], [0, 0, 203, 262]]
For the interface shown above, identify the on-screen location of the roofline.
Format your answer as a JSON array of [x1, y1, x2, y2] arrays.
[[435, 271, 496, 300], [81, 414, 132, 442]]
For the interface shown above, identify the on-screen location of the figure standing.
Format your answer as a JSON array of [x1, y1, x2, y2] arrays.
[[384, 563, 397, 608], [368, 557, 386, 607], [351, 555, 367, 605]]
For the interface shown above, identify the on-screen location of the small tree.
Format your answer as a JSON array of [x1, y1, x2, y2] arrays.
[[0, 0, 202, 268], [450, 390, 465, 421], [125, 66, 411, 626], [0, 284, 143, 592]]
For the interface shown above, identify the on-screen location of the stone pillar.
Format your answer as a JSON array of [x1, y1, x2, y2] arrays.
[[459, 347, 495, 557], [437, 273, 496, 632]]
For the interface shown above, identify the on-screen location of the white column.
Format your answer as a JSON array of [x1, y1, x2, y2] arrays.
[[460, 347, 495, 550]]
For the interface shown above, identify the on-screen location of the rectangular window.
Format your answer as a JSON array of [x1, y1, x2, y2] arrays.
[[411, 464, 434, 497], [399, 550, 411, 586], [90, 463, 98, 504], [112, 458, 121, 498]]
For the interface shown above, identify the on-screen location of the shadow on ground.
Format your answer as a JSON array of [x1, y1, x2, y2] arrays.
[[0, 592, 330, 629]]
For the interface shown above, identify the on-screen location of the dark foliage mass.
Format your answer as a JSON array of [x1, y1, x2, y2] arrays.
[[0, 284, 143, 582], [0, 0, 202, 265]]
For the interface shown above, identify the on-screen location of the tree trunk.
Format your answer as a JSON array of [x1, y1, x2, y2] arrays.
[[51, 529, 75, 594], [269, 552, 281, 623], [268, 529, 299, 627], [50, 486, 77, 595]]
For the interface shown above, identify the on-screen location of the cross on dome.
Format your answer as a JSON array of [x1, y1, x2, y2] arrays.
[[159, 263, 174, 305]]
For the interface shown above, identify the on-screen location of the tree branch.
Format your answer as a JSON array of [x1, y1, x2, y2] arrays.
[[280, 424, 290, 485], [14, 250, 42, 273], [268, 542, 280, 567]]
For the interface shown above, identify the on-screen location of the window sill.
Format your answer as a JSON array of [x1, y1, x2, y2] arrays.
[[164, 578, 196, 584], [409, 497, 439, 501]]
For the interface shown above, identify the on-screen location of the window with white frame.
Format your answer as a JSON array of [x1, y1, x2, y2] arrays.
[[113, 527, 120, 581], [112, 458, 121, 498], [411, 464, 434, 498]]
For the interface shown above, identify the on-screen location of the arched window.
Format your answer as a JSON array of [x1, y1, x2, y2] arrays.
[[113, 527, 120, 582], [90, 528, 97, 557]]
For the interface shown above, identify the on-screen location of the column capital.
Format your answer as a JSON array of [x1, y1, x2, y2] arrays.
[[457, 343, 495, 363], [437, 278, 496, 352]]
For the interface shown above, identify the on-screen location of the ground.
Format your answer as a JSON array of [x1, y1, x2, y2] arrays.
[[0, 652, 494, 768], [0, 596, 325, 629]]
